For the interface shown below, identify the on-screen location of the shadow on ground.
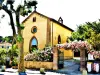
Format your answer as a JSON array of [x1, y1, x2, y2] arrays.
[[55, 59, 100, 75], [56, 60, 81, 75]]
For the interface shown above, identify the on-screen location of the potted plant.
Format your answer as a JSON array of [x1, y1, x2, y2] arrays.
[[40, 68, 45, 74], [19, 68, 26, 75], [0, 58, 6, 72], [19, 72, 27, 75], [0, 57, 6, 72], [1, 65, 6, 72]]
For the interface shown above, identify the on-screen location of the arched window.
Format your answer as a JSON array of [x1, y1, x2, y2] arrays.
[[31, 38, 38, 45], [58, 35, 61, 44], [29, 37, 38, 52]]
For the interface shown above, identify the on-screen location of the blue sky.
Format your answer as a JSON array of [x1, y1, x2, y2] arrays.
[[0, 0, 100, 37]]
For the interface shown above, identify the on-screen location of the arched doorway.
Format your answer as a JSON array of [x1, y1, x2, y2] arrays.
[[29, 37, 38, 52], [58, 35, 61, 44]]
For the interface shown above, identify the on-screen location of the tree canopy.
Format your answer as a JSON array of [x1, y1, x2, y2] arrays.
[[69, 20, 100, 51], [4, 36, 14, 43]]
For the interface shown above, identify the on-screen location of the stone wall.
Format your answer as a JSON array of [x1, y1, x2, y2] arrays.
[[24, 61, 53, 69]]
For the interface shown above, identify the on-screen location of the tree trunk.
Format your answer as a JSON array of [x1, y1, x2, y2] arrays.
[[17, 37, 24, 72], [16, 11, 25, 72]]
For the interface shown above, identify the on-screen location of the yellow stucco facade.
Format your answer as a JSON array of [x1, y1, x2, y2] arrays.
[[52, 22, 72, 45], [22, 11, 74, 59]]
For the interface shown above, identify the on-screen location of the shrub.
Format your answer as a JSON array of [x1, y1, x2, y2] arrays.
[[24, 47, 53, 62], [0, 49, 6, 65], [11, 58, 18, 66], [7, 44, 19, 60]]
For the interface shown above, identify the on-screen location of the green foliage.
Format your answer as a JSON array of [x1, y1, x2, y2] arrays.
[[11, 58, 18, 66], [1, 36, 13, 43], [13, 44, 18, 49], [70, 24, 92, 41], [17, 35, 23, 42], [4, 37, 9, 42], [20, 24, 25, 30], [86, 21, 100, 50], [21, 9, 28, 16], [0, 45, 18, 65], [31, 47, 37, 52], [8, 44, 19, 58], [69, 20, 100, 51], [86, 21, 100, 34], [87, 33, 100, 50], [0, 48, 6, 65], [20, 0, 38, 16]]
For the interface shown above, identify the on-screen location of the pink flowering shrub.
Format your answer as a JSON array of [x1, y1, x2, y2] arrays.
[[57, 41, 90, 52], [24, 47, 53, 62]]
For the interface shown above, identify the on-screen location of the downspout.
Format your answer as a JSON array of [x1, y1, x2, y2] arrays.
[[52, 22, 53, 46]]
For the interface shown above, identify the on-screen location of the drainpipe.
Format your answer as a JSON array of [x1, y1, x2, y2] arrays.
[[52, 22, 53, 47]]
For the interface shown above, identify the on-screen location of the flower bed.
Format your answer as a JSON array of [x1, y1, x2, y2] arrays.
[[24, 48, 53, 62]]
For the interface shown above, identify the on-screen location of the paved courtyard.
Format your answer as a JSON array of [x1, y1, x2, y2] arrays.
[[56, 60, 81, 75], [0, 60, 100, 75], [56, 60, 100, 75]]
